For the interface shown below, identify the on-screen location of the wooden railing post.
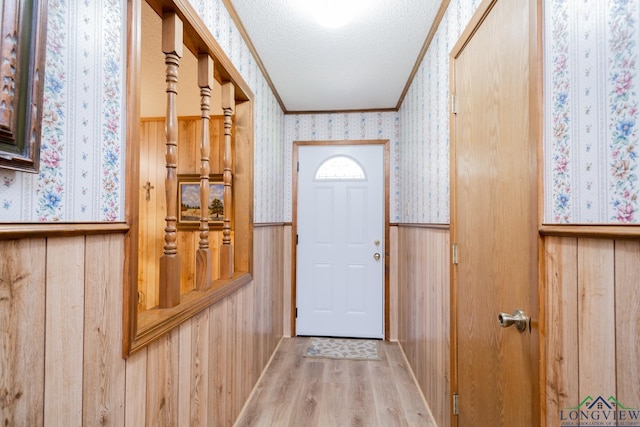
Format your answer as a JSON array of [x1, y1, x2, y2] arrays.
[[220, 82, 235, 279], [159, 12, 182, 308], [196, 54, 213, 290]]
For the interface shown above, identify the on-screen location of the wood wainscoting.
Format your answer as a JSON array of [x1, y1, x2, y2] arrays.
[[0, 225, 283, 426], [396, 224, 451, 427], [543, 235, 640, 426]]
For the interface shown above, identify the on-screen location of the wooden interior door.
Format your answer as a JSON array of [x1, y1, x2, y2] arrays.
[[450, 0, 539, 425]]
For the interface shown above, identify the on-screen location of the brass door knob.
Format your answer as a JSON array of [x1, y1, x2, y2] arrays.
[[373, 253, 381, 261]]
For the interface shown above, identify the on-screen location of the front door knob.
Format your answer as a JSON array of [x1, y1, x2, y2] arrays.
[[373, 253, 381, 261], [498, 309, 529, 332]]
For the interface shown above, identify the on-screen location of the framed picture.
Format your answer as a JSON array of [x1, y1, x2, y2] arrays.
[[0, 0, 48, 173], [177, 174, 224, 229]]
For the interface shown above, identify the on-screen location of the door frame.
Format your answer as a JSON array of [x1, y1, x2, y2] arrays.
[[291, 140, 390, 339], [448, 0, 542, 425]]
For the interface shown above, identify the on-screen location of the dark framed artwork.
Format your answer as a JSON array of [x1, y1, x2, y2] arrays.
[[0, 0, 48, 173], [177, 174, 224, 229]]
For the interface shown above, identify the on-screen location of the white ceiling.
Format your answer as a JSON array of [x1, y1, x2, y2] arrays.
[[227, 0, 443, 112]]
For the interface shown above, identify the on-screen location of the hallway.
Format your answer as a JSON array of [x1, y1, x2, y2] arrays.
[[234, 337, 435, 426]]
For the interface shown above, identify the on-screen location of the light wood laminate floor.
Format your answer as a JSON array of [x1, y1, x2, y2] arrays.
[[234, 337, 436, 427]]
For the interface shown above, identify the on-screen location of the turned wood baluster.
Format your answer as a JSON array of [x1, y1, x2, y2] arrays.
[[196, 54, 213, 290], [220, 82, 235, 279], [159, 13, 182, 308]]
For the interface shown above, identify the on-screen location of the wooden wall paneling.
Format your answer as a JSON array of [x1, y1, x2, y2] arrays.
[[241, 280, 255, 413], [578, 239, 616, 400], [397, 227, 411, 358], [209, 230, 221, 280], [544, 236, 579, 425], [397, 226, 450, 427], [272, 227, 285, 358], [434, 229, 450, 425], [389, 226, 398, 341], [210, 116, 223, 173], [179, 118, 199, 173], [283, 225, 292, 337], [82, 234, 126, 425], [226, 290, 239, 426], [208, 298, 228, 426], [614, 240, 640, 408], [1, 228, 284, 426], [415, 230, 427, 396], [0, 238, 46, 426], [252, 228, 266, 375], [139, 120, 151, 310], [178, 319, 193, 426], [124, 347, 148, 427], [191, 309, 210, 425], [146, 329, 180, 426], [44, 236, 85, 425], [139, 121, 158, 310], [178, 229, 196, 294]]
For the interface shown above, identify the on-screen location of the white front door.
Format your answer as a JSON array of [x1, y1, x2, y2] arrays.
[[296, 144, 384, 339]]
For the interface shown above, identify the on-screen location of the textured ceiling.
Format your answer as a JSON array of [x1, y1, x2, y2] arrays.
[[227, 0, 443, 112]]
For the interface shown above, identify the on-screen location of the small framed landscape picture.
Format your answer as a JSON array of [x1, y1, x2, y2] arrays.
[[177, 174, 224, 229]]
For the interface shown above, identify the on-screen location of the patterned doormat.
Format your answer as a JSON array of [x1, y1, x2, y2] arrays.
[[304, 337, 380, 361]]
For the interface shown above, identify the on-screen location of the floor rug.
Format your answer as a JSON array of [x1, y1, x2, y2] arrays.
[[304, 337, 380, 361]]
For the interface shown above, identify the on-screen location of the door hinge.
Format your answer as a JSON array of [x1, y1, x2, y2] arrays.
[[453, 394, 459, 415], [452, 243, 458, 265], [297, 161, 299, 172], [296, 234, 299, 245], [296, 307, 298, 318], [451, 93, 457, 115]]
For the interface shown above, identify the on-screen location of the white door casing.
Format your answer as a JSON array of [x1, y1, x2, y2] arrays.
[[296, 144, 384, 338]]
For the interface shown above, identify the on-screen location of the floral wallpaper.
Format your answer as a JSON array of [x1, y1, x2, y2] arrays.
[[544, 0, 639, 223], [189, 0, 286, 224], [2, 0, 637, 225], [398, 0, 480, 224], [283, 113, 400, 223], [0, 0, 125, 222]]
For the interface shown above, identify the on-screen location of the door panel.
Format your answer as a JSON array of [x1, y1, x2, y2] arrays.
[[451, 0, 538, 425], [297, 145, 384, 338]]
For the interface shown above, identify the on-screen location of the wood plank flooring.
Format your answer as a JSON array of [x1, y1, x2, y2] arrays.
[[234, 337, 436, 427]]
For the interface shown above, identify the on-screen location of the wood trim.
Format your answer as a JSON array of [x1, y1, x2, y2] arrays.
[[540, 224, 640, 239], [220, 0, 286, 113], [253, 222, 286, 228], [0, 222, 130, 239], [144, 0, 253, 101], [395, 0, 451, 110], [295, 139, 388, 147], [141, 114, 225, 121], [233, 100, 254, 273], [383, 141, 391, 339], [530, 1, 543, 424], [285, 107, 398, 115], [123, 0, 142, 359], [396, 223, 450, 230], [291, 139, 391, 340], [130, 272, 252, 353]]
